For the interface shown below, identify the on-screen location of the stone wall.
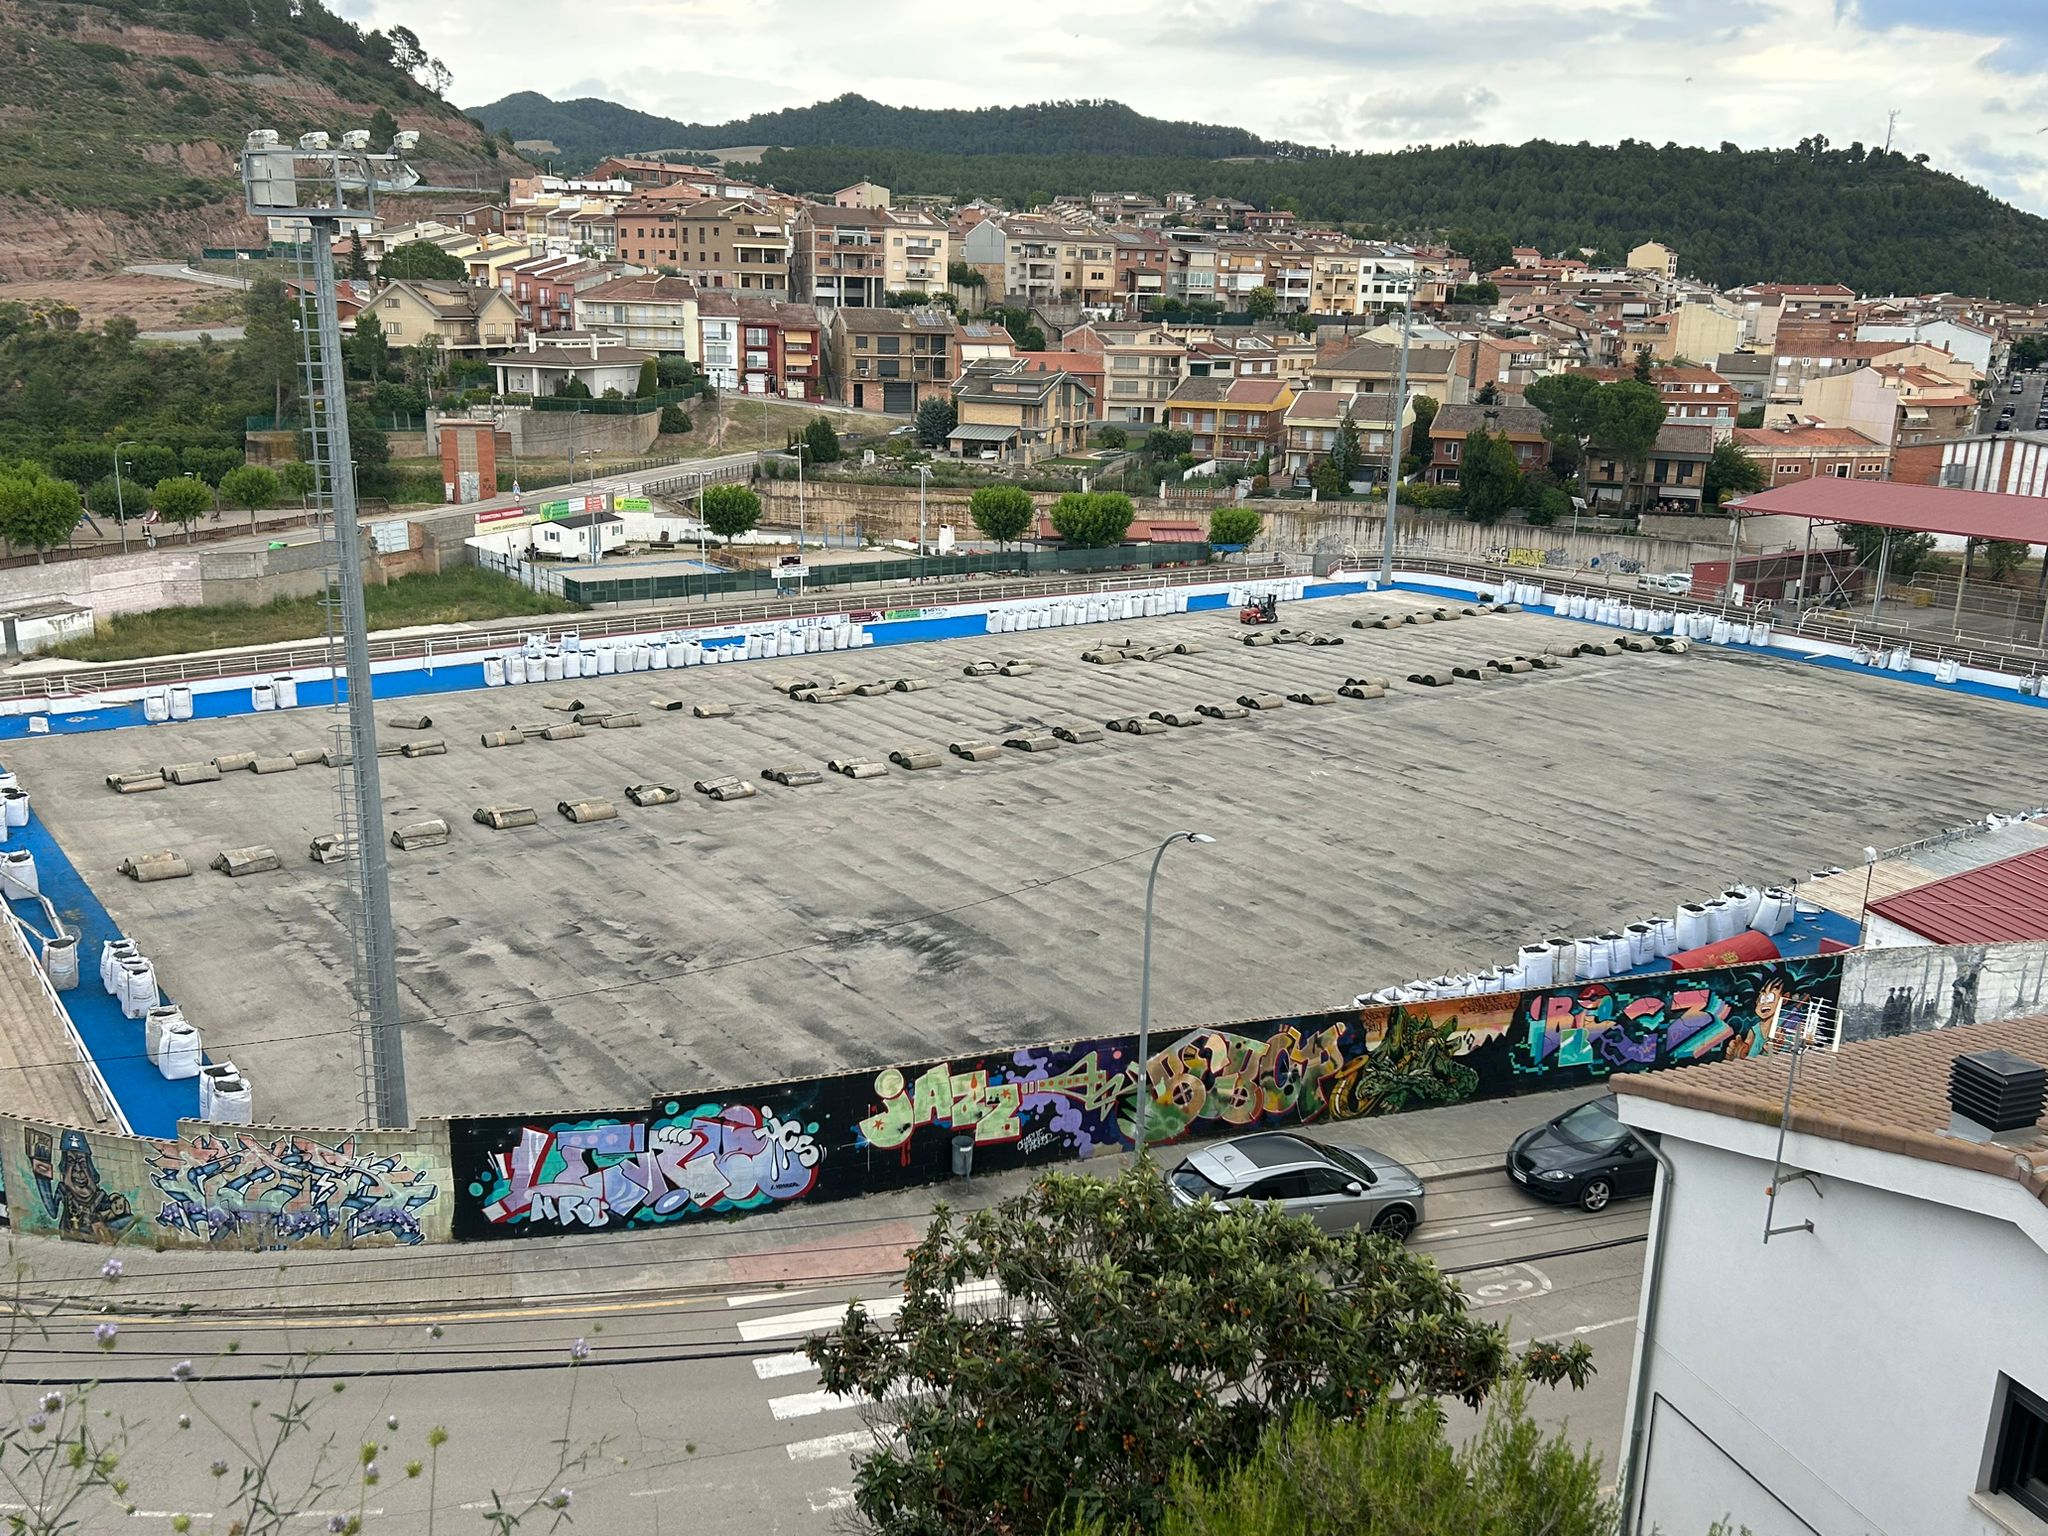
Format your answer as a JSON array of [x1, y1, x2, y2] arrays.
[[1260, 506, 1731, 574]]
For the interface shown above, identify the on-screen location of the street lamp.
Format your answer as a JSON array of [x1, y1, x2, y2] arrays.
[[793, 441, 810, 595], [916, 463, 932, 578], [1132, 830, 1216, 1161], [1377, 277, 1414, 584], [112, 439, 139, 553]]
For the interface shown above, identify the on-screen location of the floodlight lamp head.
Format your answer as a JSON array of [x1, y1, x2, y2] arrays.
[[340, 129, 371, 151], [298, 131, 331, 151], [392, 129, 420, 152], [246, 129, 281, 151]]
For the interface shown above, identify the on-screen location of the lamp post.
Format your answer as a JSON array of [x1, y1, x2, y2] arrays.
[[916, 463, 931, 579], [113, 440, 139, 553], [794, 441, 809, 595], [1377, 278, 1414, 584], [1132, 830, 1215, 1161]]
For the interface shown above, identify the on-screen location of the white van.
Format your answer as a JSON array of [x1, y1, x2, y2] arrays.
[[1636, 571, 1692, 595]]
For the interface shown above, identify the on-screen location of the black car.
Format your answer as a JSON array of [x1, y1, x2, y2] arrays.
[[1505, 1096, 1657, 1211]]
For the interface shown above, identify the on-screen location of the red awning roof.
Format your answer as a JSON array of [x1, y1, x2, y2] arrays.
[[1730, 477, 2048, 544], [1868, 845, 2048, 944]]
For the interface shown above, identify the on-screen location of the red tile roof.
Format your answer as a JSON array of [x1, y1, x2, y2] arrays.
[[1731, 476, 2048, 542], [1732, 426, 1883, 449], [1867, 845, 2048, 944]]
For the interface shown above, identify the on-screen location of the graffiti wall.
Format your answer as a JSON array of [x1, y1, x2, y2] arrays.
[[1837, 941, 2048, 1044], [448, 955, 1842, 1241], [1, 1121, 453, 1249]]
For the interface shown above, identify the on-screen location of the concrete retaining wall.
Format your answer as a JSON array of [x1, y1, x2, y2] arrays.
[[1265, 507, 1727, 573]]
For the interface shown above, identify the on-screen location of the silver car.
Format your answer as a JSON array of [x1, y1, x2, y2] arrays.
[[1166, 1131, 1425, 1240]]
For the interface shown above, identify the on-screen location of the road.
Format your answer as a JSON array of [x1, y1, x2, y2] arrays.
[[123, 262, 253, 293], [2, 1100, 1648, 1530], [1978, 366, 2047, 435]]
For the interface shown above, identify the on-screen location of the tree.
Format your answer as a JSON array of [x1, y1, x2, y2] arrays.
[[1983, 539, 2029, 580], [1631, 348, 1655, 385], [279, 459, 317, 508], [1526, 485, 1573, 526], [658, 404, 692, 435], [1453, 231, 1515, 274], [242, 274, 300, 424], [130, 444, 179, 487], [1244, 286, 1278, 321], [1590, 379, 1667, 511], [915, 397, 957, 449], [807, 1165, 1591, 1536], [636, 357, 658, 398], [1144, 426, 1193, 460], [1835, 523, 1938, 585], [802, 416, 842, 465], [656, 356, 699, 389], [1525, 372, 1602, 486], [1049, 490, 1135, 547], [219, 464, 280, 525], [699, 483, 762, 539], [1328, 408, 1366, 483], [344, 239, 370, 281], [348, 310, 390, 382], [1141, 1391, 1615, 1536], [1457, 429, 1522, 525], [380, 240, 467, 282], [2012, 336, 2048, 372], [1017, 325, 1047, 352], [1208, 505, 1262, 547], [1406, 394, 1439, 471], [1311, 455, 1344, 498], [1703, 440, 1766, 507], [947, 261, 986, 292], [1474, 381, 1499, 406], [151, 476, 211, 541], [1098, 425, 1127, 449], [968, 484, 1034, 547], [46, 442, 113, 487], [1737, 405, 1765, 428], [368, 107, 399, 149], [0, 467, 83, 560]]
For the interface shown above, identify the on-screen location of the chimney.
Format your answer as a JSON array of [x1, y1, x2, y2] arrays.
[[1947, 1048, 2046, 1144]]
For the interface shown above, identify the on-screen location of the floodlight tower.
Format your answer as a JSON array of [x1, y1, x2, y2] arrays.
[[241, 128, 420, 1128]]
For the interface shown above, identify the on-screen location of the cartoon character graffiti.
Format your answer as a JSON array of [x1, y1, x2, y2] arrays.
[[149, 1134, 440, 1248], [473, 1104, 822, 1232], [1510, 969, 1805, 1078], [23, 1128, 134, 1242]]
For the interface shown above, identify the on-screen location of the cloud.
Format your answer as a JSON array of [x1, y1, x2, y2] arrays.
[[1289, 85, 1500, 145], [1836, 0, 2048, 73]]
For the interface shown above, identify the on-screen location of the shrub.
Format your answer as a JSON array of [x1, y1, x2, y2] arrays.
[[968, 484, 1035, 546], [700, 483, 762, 539], [1208, 506, 1262, 547], [1049, 490, 1135, 548]]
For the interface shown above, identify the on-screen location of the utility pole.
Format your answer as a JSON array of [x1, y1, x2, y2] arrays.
[[1377, 278, 1413, 584]]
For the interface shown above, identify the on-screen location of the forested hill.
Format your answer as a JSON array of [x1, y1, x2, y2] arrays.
[[735, 137, 2048, 300], [466, 92, 1311, 168], [0, 0, 510, 280]]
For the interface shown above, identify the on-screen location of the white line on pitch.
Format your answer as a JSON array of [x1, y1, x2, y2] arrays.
[[753, 1351, 817, 1380], [728, 1288, 819, 1309], [787, 1429, 872, 1462], [1489, 1215, 1535, 1228]]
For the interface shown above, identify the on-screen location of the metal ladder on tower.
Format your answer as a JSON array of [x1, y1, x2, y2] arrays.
[[291, 239, 379, 1129]]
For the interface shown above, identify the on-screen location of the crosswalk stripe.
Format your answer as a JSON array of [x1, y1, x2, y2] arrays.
[[787, 1429, 871, 1462], [738, 1296, 902, 1343], [808, 1487, 854, 1514], [752, 1351, 817, 1381], [727, 1288, 819, 1309], [770, 1387, 863, 1421]]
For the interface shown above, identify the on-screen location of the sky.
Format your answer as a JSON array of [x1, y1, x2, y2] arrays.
[[336, 0, 2048, 212]]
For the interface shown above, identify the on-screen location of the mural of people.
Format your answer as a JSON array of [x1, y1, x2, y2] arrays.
[[1948, 965, 1982, 1030], [24, 1128, 134, 1242]]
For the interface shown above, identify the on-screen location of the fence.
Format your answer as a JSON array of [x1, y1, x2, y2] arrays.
[[528, 385, 701, 416], [555, 541, 1216, 606]]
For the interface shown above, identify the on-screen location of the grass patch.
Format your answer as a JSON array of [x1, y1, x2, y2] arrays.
[[43, 569, 574, 664]]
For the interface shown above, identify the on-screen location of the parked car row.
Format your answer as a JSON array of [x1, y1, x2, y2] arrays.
[[1164, 1094, 1658, 1244]]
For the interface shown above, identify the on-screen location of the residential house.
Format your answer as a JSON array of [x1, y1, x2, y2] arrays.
[[1767, 337, 1909, 402], [1192, 196, 1255, 230], [1426, 403, 1550, 484], [1466, 332, 1562, 396], [1511, 246, 1544, 268], [1280, 391, 1402, 481], [367, 279, 520, 353], [574, 274, 701, 360], [878, 207, 952, 297], [1584, 423, 1715, 509], [961, 215, 1112, 306], [828, 306, 957, 412], [1729, 282, 1857, 347], [609, 197, 790, 296], [793, 205, 894, 308], [947, 358, 1094, 464], [436, 204, 506, 239], [492, 334, 653, 399], [588, 156, 702, 187], [1310, 340, 1468, 405], [497, 256, 621, 337], [1109, 229, 1173, 312], [833, 181, 891, 210], [1661, 299, 1742, 364], [1626, 240, 1679, 280], [1714, 350, 1771, 407], [1575, 365, 1741, 437], [1732, 424, 1890, 485], [1778, 362, 1977, 455], [1171, 243, 1222, 308], [1064, 322, 1186, 425], [1243, 208, 1296, 234], [954, 321, 1018, 366], [1016, 350, 1106, 420], [696, 291, 823, 398], [1612, 1017, 2048, 1536], [1164, 377, 1295, 464], [1857, 315, 2002, 377]]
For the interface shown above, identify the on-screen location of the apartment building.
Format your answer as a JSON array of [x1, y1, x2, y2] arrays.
[[498, 255, 618, 337], [574, 273, 701, 360], [1165, 377, 1295, 463], [793, 205, 897, 308], [828, 306, 957, 412], [878, 207, 952, 296], [960, 215, 1115, 306], [696, 291, 823, 398], [1310, 339, 1467, 404], [1575, 364, 1741, 437], [1427, 403, 1550, 484], [948, 358, 1095, 464], [1109, 229, 1172, 310], [1065, 322, 1185, 424], [1732, 424, 1891, 485], [1280, 391, 1401, 481], [608, 197, 790, 296], [1586, 424, 1716, 508]]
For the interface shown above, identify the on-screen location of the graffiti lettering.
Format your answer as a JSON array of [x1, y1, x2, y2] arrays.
[[149, 1134, 438, 1249], [474, 1105, 822, 1231], [859, 1055, 1121, 1151], [1511, 975, 1775, 1077]]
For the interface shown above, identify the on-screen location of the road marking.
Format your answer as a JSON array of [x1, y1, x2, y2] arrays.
[[787, 1429, 872, 1462], [728, 1288, 819, 1309], [627, 1488, 676, 1498], [808, 1487, 854, 1514], [739, 1297, 901, 1343], [1428, 1227, 1462, 1238], [1489, 1215, 1535, 1228], [1466, 1263, 1555, 1308], [753, 1351, 817, 1380], [130, 1514, 211, 1522], [1512, 1315, 1637, 1349], [770, 1387, 864, 1421]]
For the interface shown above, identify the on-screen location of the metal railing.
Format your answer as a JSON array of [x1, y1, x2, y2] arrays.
[[1, 561, 1292, 704], [0, 906, 125, 1132]]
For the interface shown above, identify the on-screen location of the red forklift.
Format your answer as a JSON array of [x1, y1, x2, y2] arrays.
[[1239, 592, 1278, 626]]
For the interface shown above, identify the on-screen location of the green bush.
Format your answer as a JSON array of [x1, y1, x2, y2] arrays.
[[701, 483, 762, 539], [1049, 490, 1135, 548], [1208, 505, 1262, 547], [968, 484, 1035, 545]]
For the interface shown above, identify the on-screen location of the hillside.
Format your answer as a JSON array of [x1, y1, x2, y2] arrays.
[[0, 0, 512, 280], [737, 138, 2048, 301], [466, 92, 1310, 170]]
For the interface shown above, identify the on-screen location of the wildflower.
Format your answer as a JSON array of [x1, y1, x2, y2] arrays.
[[177, 1415, 191, 1430], [38, 1392, 62, 1413], [25, 1415, 45, 1434], [327, 1517, 349, 1534], [170, 1361, 194, 1383], [363, 1461, 379, 1485], [208, 1460, 227, 1479], [569, 1338, 590, 1362], [547, 1489, 573, 1511], [93, 1322, 118, 1350], [99, 1259, 123, 1280]]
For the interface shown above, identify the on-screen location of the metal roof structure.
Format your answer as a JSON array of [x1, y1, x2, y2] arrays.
[[1730, 477, 2048, 544], [1867, 844, 2048, 944]]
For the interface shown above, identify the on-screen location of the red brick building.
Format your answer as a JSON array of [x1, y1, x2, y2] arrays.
[[1732, 425, 1890, 485]]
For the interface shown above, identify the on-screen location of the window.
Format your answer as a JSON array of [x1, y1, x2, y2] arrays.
[[1995, 1380, 2048, 1520], [1443, 441, 1460, 460], [382, 297, 399, 309], [1832, 463, 1851, 478]]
